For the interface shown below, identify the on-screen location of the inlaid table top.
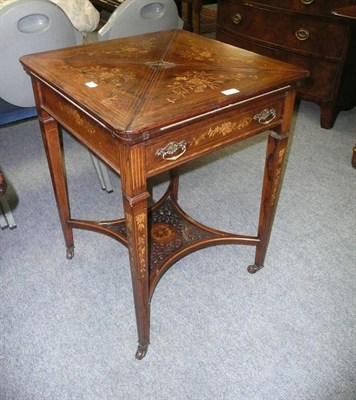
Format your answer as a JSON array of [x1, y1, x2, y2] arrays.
[[20, 29, 307, 145]]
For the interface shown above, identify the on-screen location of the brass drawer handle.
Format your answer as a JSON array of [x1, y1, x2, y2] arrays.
[[253, 108, 277, 125], [156, 141, 187, 161], [232, 13, 242, 25], [301, 0, 314, 4], [295, 28, 310, 41]]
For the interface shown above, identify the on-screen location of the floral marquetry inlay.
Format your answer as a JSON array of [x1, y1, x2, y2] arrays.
[[72, 39, 157, 58], [59, 103, 96, 135], [125, 211, 148, 280], [192, 118, 252, 145], [135, 212, 147, 280], [102, 39, 157, 57], [165, 70, 259, 104], [61, 64, 137, 101], [270, 148, 286, 207], [177, 40, 215, 61], [167, 71, 224, 103]]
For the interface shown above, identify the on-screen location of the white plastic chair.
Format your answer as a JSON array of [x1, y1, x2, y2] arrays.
[[0, 0, 84, 107], [0, 0, 109, 228], [98, 0, 184, 41]]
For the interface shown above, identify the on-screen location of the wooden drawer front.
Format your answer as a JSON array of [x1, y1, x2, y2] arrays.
[[146, 99, 284, 175], [220, 2, 348, 58], [217, 32, 340, 101], [243, 0, 356, 15]]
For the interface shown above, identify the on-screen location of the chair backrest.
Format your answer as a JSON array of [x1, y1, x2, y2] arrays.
[[0, 0, 82, 107], [98, 0, 184, 41]]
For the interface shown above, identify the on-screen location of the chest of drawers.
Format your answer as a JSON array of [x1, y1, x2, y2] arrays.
[[216, 0, 356, 129]]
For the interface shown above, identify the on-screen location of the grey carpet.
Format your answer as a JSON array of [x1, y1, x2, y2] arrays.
[[0, 99, 355, 399]]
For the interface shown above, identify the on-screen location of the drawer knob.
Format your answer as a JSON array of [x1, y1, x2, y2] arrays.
[[301, 0, 314, 4], [253, 108, 276, 125], [156, 141, 187, 161], [295, 28, 310, 41], [232, 13, 242, 25]]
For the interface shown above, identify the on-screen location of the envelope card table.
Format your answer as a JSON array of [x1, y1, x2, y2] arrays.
[[20, 29, 308, 359]]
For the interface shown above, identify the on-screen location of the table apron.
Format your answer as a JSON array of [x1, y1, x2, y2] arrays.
[[39, 84, 122, 174], [38, 82, 289, 180]]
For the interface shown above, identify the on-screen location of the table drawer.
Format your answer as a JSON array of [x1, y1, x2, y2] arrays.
[[146, 98, 284, 175], [243, 0, 355, 15], [220, 2, 349, 58]]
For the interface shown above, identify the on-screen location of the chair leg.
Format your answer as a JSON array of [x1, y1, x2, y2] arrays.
[[99, 159, 113, 193], [0, 197, 17, 230], [89, 152, 113, 193], [193, 0, 203, 34]]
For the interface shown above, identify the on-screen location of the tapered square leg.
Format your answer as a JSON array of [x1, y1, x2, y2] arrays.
[[38, 113, 74, 258], [248, 129, 289, 273]]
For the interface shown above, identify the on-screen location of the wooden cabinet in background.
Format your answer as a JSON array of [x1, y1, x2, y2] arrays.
[[216, 0, 356, 129]]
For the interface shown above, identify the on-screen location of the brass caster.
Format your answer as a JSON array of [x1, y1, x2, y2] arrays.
[[135, 343, 148, 360], [247, 264, 264, 274], [66, 246, 75, 260]]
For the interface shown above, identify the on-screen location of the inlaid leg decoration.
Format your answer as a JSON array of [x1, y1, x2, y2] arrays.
[[124, 198, 151, 360], [120, 145, 151, 360], [248, 129, 289, 273]]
